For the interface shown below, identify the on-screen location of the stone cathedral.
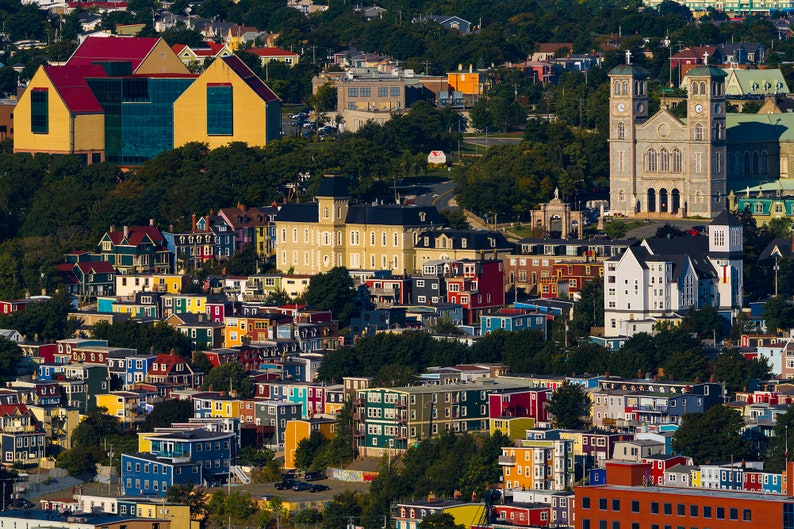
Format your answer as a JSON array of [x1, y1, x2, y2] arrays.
[[607, 53, 781, 219]]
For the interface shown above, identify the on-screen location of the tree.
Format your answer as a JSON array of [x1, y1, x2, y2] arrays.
[[166, 483, 208, 517], [419, 513, 465, 529], [712, 349, 770, 396], [762, 296, 794, 334], [314, 400, 357, 468], [323, 490, 366, 529], [546, 382, 591, 429], [294, 430, 330, 470], [191, 352, 214, 376], [70, 409, 122, 447], [303, 267, 357, 323], [671, 406, 752, 465], [142, 399, 194, 431], [309, 83, 338, 113], [766, 406, 794, 472], [56, 447, 99, 477], [0, 337, 22, 380], [200, 362, 254, 397], [569, 280, 603, 338]]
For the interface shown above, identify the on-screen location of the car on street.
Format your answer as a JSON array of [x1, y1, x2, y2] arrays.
[[304, 471, 326, 481], [291, 481, 311, 491], [308, 484, 330, 493]]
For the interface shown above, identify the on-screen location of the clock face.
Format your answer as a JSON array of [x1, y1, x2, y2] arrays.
[[714, 103, 722, 115], [695, 103, 704, 114], [637, 103, 644, 113], [617, 103, 625, 112]]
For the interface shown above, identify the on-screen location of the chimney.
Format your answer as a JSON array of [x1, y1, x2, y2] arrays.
[[123, 226, 129, 238], [192, 213, 197, 231], [109, 225, 114, 233], [469, 64, 473, 73], [150, 218, 155, 227]]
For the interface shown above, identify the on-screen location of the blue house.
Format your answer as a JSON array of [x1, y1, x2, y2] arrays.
[[481, 309, 550, 338], [121, 453, 202, 497], [122, 429, 237, 496], [125, 354, 157, 387]]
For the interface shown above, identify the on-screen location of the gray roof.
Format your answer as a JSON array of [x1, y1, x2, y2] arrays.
[[415, 229, 514, 250], [316, 175, 350, 198], [710, 209, 742, 227], [686, 65, 728, 78], [347, 204, 443, 226], [276, 203, 319, 223], [608, 64, 649, 77]]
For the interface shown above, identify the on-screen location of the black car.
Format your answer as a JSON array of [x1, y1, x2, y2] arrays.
[[308, 484, 329, 493], [274, 478, 295, 490], [291, 481, 311, 491], [304, 471, 326, 481]]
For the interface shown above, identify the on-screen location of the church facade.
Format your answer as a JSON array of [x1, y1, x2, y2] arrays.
[[608, 56, 774, 219]]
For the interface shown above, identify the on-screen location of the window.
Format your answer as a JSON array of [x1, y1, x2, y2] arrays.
[[631, 501, 639, 513], [599, 498, 607, 510], [703, 506, 711, 518], [716, 507, 724, 519], [207, 85, 233, 135], [664, 504, 672, 515], [690, 505, 698, 517], [612, 500, 620, 511], [348, 88, 358, 97], [729, 508, 738, 520], [743, 509, 751, 521], [31, 89, 49, 134], [677, 504, 684, 516], [651, 503, 659, 514], [582, 497, 590, 509], [378, 87, 388, 97], [390, 87, 400, 96]]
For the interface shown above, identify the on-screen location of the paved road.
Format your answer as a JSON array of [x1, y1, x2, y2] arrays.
[[464, 136, 523, 148]]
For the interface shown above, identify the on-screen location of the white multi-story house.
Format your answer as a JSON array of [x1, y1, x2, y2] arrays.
[[603, 211, 743, 337]]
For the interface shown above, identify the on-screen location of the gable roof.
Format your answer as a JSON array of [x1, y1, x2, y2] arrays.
[[347, 205, 445, 226], [42, 64, 107, 114], [75, 261, 116, 274], [104, 225, 166, 247], [276, 203, 319, 223], [220, 55, 279, 103], [67, 36, 162, 71], [246, 47, 299, 58]]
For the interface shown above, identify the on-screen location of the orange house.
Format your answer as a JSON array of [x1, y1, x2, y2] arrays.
[[284, 416, 336, 469]]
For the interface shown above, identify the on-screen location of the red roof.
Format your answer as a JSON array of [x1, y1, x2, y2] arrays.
[[67, 36, 162, 72], [0, 404, 28, 417], [75, 261, 116, 274], [221, 55, 280, 103], [43, 65, 106, 114], [246, 47, 299, 58], [194, 42, 228, 57], [105, 225, 166, 247]]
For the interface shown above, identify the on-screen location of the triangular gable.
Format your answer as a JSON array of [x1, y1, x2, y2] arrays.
[[634, 109, 686, 142]]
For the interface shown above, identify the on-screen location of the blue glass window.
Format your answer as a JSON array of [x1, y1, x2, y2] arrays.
[[207, 85, 233, 135], [31, 89, 48, 134]]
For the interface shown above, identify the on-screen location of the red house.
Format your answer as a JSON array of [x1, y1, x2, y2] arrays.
[[643, 454, 693, 486], [492, 503, 550, 527], [445, 259, 505, 324], [489, 388, 551, 422], [365, 277, 411, 307]]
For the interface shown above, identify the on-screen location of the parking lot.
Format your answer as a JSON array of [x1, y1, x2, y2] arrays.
[[217, 477, 372, 509]]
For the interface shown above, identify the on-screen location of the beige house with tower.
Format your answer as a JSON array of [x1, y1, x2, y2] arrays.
[[274, 176, 444, 275]]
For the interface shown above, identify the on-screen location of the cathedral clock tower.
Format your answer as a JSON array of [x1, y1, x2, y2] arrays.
[[608, 51, 649, 217], [684, 55, 727, 218]]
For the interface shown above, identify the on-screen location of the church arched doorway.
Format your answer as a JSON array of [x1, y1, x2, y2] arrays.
[[647, 189, 656, 212], [671, 189, 680, 214], [659, 188, 668, 213]]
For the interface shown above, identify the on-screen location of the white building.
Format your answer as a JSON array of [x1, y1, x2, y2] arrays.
[[603, 211, 743, 337]]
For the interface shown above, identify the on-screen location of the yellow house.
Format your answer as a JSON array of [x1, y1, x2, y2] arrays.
[[284, 416, 336, 469], [691, 468, 702, 488], [136, 502, 200, 529], [14, 64, 105, 162], [490, 417, 535, 442], [394, 500, 485, 529], [246, 47, 301, 67], [173, 55, 281, 149], [194, 395, 240, 419], [558, 431, 585, 456], [152, 274, 187, 294], [138, 432, 167, 452]]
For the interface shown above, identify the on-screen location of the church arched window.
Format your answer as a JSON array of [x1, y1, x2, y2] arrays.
[[617, 122, 625, 139], [692, 82, 699, 95], [647, 149, 658, 172], [694, 123, 703, 141], [660, 149, 670, 172], [618, 189, 625, 202], [672, 149, 682, 172], [614, 81, 620, 95], [622, 81, 628, 94], [700, 81, 706, 94]]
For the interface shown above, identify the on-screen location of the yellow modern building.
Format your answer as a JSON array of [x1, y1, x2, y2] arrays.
[[284, 416, 336, 469], [173, 55, 281, 149], [13, 64, 106, 162], [275, 176, 444, 275]]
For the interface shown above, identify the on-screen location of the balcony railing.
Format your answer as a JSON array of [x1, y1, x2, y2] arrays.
[[498, 455, 516, 466]]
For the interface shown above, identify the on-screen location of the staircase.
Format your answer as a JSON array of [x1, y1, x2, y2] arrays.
[[230, 465, 251, 485]]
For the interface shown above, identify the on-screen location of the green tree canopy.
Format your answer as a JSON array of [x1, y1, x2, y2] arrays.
[[201, 362, 254, 397], [671, 406, 752, 465], [142, 399, 194, 432], [303, 267, 357, 323], [546, 382, 591, 429]]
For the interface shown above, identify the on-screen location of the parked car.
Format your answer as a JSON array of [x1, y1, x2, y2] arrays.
[[304, 471, 326, 481], [308, 484, 330, 493], [291, 481, 311, 491], [274, 479, 295, 490], [289, 112, 308, 120]]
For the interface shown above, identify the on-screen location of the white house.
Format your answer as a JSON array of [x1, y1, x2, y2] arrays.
[[603, 211, 743, 337]]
